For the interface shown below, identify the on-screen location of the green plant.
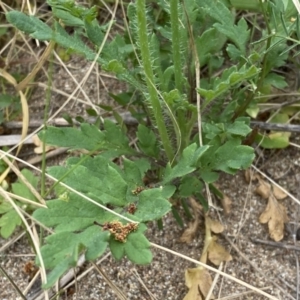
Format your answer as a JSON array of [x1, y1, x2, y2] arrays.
[[0, 93, 22, 124], [0, 169, 39, 238], [4, 0, 298, 290]]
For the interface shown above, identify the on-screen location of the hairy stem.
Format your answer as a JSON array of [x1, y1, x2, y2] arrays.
[[136, 0, 174, 162], [170, 0, 186, 152], [170, 0, 183, 92]]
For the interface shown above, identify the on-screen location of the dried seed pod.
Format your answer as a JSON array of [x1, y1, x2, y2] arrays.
[[127, 203, 137, 214], [132, 186, 145, 195]]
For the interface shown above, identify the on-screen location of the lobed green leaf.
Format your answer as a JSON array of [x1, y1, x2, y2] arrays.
[[12, 169, 39, 202], [0, 210, 21, 238], [33, 193, 114, 233], [39, 226, 109, 288], [39, 121, 135, 156], [214, 18, 250, 54], [134, 188, 172, 222], [0, 169, 39, 238], [213, 139, 255, 173], [137, 124, 160, 158], [196, 28, 227, 66], [6, 11, 53, 40], [48, 163, 128, 207], [109, 224, 152, 264], [163, 144, 210, 184], [198, 65, 260, 104]]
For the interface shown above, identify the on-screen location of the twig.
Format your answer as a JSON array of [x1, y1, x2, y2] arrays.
[[294, 176, 300, 300], [26, 254, 86, 300], [206, 262, 223, 300], [252, 165, 300, 206], [131, 268, 157, 300], [278, 276, 300, 294], [259, 97, 300, 113], [295, 253, 299, 300], [30, 253, 113, 300], [5, 115, 300, 133], [3, 113, 136, 129], [151, 242, 279, 300], [92, 262, 127, 300], [1, 154, 46, 205], [217, 286, 273, 300], [251, 238, 300, 252], [0, 264, 27, 300], [18, 147, 68, 169], [250, 121, 300, 133], [221, 233, 295, 300], [0, 135, 33, 146], [0, 188, 48, 300], [0, 231, 26, 253]]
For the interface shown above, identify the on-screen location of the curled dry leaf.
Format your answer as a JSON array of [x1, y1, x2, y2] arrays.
[[179, 197, 203, 243], [32, 134, 54, 154], [179, 218, 200, 243], [211, 183, 232, 215], [244, 168, 261, 183], [220, 194, 232, 215], [184, 267, 214, 300], [208, 236, 232, 266], [244, 169, 251, 183], [259, 194, 289, 241], [244, 169, 256, 183], [206, 217, 224, 234], [190, 197, 203, 214], [255, 179, 271, 199], [272, 184, 288, 200], [211, 184, 231, 214]]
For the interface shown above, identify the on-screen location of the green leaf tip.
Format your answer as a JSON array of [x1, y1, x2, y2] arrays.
[[163, 144, 210, 184]]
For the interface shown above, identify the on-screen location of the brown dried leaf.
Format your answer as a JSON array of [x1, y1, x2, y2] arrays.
[[190, 197, 203, 213], [208, 236, 232, 266], [244, 169, 251, 183], [255, 180, 271, 199], [179, 198, 203, 243], [207, 217, 224, 234], [272, 184, 288, 200], [220, 194, 232, 215], [183, 267, 214, 300], [244, 169, 259, 183], [210, 184, 231, 215], [179, 218, 200, 243], [259, 194, 289, 241]]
